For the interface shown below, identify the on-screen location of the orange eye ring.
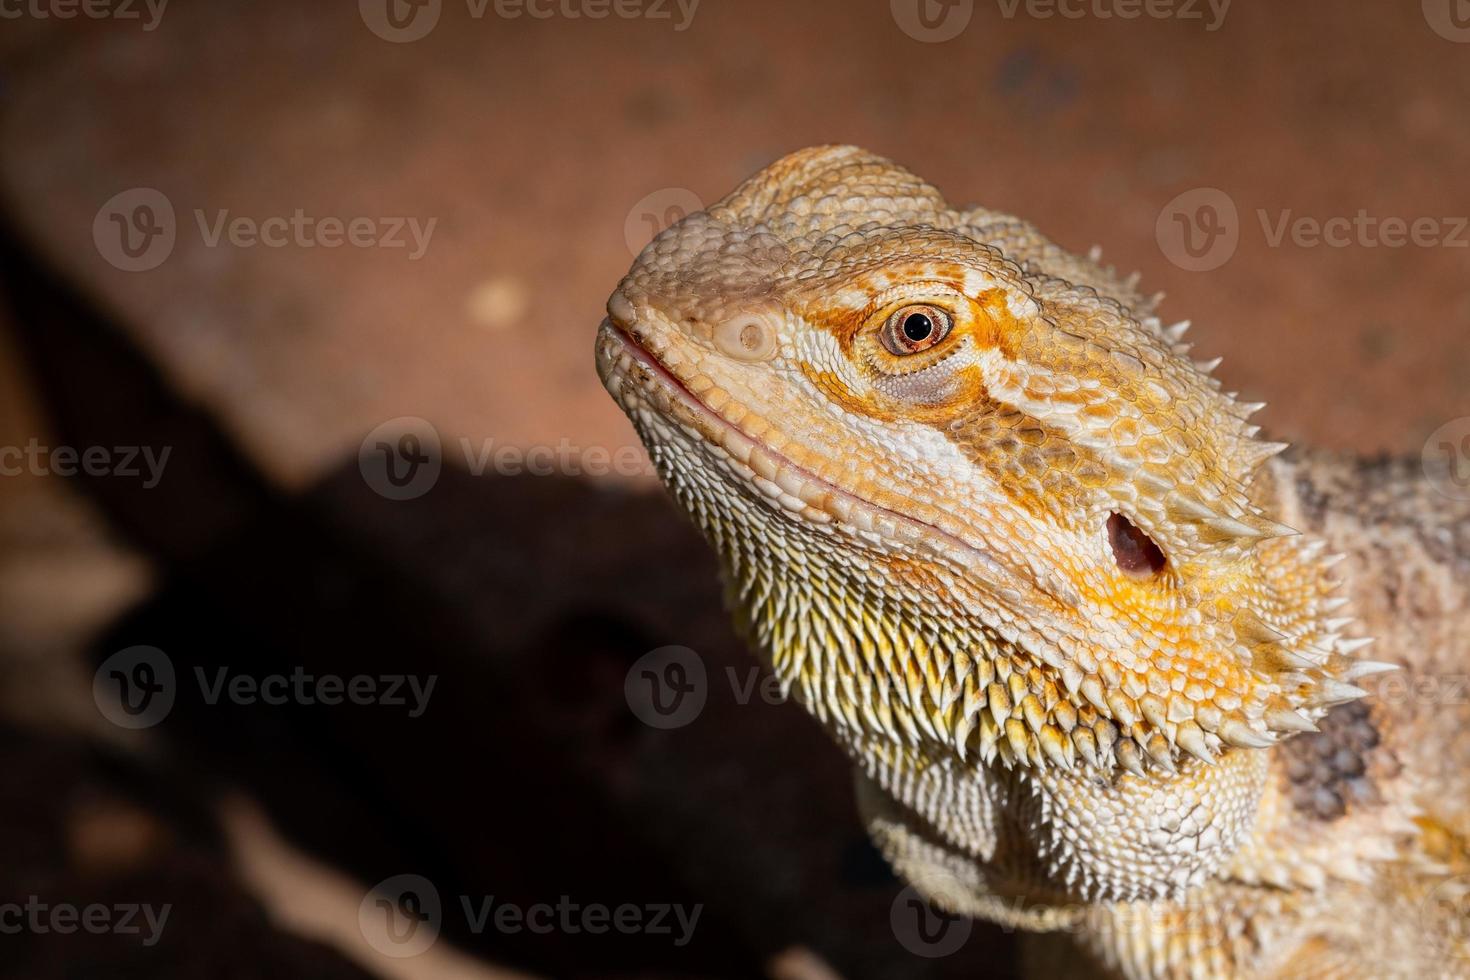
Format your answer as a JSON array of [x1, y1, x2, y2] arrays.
[[880, 304, 953, 356]]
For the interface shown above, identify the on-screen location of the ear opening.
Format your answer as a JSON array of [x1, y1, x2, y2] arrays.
[[1108, 513, 1167, 579]]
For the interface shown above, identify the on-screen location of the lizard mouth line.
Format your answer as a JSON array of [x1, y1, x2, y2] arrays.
[[599, 318, 1003, 571]]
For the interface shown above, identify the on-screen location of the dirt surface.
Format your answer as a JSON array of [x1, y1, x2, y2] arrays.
[[1, 0, 1466, 491]]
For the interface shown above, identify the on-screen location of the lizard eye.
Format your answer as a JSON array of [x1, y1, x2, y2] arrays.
[[880, 305, 952, 356], [1108, 513, 1167, 579]]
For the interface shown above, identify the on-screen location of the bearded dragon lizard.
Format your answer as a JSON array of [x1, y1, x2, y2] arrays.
[[595, 146, 1470, 979]]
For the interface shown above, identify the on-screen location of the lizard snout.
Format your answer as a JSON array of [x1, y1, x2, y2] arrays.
[[606, 287, 638, 333]]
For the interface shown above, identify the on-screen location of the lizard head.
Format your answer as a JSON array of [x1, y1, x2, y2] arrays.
[[597, 145, 1369, 777]]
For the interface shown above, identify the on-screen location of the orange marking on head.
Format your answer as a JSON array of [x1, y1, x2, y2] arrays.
[[975, 287, 1026, 359], [800, 364, 901, 422]]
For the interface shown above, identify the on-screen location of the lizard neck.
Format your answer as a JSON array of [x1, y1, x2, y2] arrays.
[[709, 483, 1275, 904]]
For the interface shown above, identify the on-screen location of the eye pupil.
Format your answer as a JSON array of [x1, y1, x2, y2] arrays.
[[879, 304, 951, 356], [902, 313, 933, 343]]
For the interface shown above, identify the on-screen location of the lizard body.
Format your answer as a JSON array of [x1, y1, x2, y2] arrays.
[[595, 146, 1470, 978]]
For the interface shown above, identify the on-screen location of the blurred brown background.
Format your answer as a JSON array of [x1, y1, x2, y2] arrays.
[[0, 1, 1465, 977]]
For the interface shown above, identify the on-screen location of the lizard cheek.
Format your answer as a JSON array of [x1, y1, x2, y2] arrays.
[[713, 313, 779, 362]]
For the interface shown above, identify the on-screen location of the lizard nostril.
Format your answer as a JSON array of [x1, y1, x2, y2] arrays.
[[1108, 513, 1167, 579], [713, 313, 778, 361]]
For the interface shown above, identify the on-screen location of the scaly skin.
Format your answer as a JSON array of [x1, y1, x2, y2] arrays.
[[595, 146, 1470, 978]]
